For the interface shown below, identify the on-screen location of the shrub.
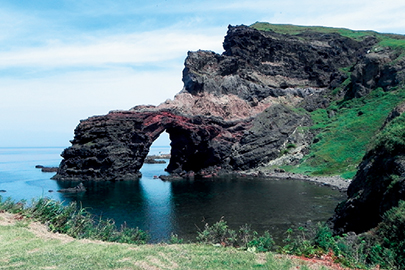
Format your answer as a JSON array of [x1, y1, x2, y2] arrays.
[[0, 197, 149, 245], [374, 113, 405, 154], [169, 233, 184, 244], [246, 231, 274, 252], [286, 143, 296, 149], [196, 218, 274, 252], [377, 200, 405, 268], [281, 223, 396, 269], [281, 227, 321, 257], [197, 218, 237, 247], [0, 196, 26, 213]]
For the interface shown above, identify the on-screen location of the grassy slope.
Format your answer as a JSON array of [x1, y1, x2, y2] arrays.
[[251, 22, 405, 42], [0, 215, 332, 270], [292, 88, 405, 178], [251, 22, 405, 178]]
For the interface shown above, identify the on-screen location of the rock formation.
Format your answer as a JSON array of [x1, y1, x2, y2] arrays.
[[53, 24, 384, 181], [331, 103, 405, 234], [57, 182, 86, 193]]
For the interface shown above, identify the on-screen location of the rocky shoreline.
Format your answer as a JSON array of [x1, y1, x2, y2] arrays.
[[240, 171, 351, 191], [157, 168, 350, 192], [54, 24, 375, 182]]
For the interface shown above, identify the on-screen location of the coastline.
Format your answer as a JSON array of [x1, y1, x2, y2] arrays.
[[240, 171, 351, 192]]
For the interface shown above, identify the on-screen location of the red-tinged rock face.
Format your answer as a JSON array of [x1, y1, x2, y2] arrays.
[[53, 102, 312, 181], [54, 24, 382, 181], [54, 108, 250, 180]]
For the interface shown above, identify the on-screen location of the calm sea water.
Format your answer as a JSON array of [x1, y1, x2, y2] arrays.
[[0, 146, 345, 243]]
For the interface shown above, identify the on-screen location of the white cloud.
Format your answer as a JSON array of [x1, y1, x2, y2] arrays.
[[264, 0, 405, 34], [1, 0, 404, 147], [0, 28, 224, 69], [0, 67, 184, 146]]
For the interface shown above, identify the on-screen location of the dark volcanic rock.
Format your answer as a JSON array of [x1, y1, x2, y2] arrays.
[[345, 51, 405, 99], [182, 25, 375, 103], [54, 24, 379, 181], [36, 165, 58, 172], [53, 110, 252, 180], [144, 157, 166, 164], [57, 182, 86, 193], [41, 167, 58, 172], [331, 104, 405, 234], [231, 104, 313, 170]]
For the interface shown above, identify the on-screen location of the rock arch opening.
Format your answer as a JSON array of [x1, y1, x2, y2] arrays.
[[141, 131, 172, 171]]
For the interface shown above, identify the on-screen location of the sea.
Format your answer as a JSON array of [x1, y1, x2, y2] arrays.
[[0, 146, 345, 243]]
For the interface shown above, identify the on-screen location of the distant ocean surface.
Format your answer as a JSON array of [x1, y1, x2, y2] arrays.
[[0, 146, 170, 202], [0, 146, 345, 243]]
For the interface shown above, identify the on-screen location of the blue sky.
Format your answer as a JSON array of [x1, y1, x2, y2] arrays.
[[1, 0, 404, 147]]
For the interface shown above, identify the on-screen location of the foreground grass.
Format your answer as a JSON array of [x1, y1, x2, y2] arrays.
[[0, 214, 333, 270]]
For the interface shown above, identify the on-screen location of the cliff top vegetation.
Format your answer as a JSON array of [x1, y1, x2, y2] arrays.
[[248, 22, 405, 179]]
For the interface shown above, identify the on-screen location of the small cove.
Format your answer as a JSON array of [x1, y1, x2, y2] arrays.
[[0, 147, 346, 244]]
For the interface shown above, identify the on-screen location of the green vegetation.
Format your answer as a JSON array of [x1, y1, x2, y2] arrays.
[[280, 201, 405, 269], [374, 112, 405, 154], [251, 22, 378, 40], [251, 22, 405, 44], [4, 196, 405, 269], [197, 218, 274, 252], [275, 222, 397, 269], [377, 200, 405, 267], [249, 22, 405, 178], [0, 198, 335, 270], [283, 87, 405, 177], [0, 196, 149, 244], [0, 223, 309, 270]]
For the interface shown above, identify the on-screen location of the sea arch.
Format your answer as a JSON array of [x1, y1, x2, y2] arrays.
[[53, 109, 242, 181]]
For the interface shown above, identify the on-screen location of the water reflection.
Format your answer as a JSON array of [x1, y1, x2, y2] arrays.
[[140, 178, 174, 242], [168, 176, 344, 243], [57, 180, 149, 229], [55, 161, 175, 242], [1, 147, 345, 244], [54, 171, 345, 244]]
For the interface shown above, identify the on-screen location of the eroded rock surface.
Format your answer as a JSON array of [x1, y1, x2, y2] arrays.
[[331, 103, 405, 234], [54, 25, 382, 181]]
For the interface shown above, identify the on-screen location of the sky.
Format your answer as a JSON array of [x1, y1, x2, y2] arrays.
[[1, 0, 404, 147]]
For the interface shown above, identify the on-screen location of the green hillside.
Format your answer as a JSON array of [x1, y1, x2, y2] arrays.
[[251, 22, 405, 178]]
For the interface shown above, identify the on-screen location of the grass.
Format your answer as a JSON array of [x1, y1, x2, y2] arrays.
[[250, 21, 405, 43], [374, 111, 405, 155], [250, 22, 379, 40], [0, 196, 149, 245], [249, 22, 405, 178], [0, 197, 340, 269], [0, 214, 335, 270], [3, 196, 400, 269], [284, 87, 405, 177]]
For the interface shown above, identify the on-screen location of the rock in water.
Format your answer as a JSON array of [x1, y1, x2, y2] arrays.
[[53, 24, 384, 181], [57, 183, 86, 193]]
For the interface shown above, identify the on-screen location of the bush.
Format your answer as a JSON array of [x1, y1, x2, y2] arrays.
[[197, 218, 237, 247], [280, 223, 396, 269], [281, 227, 322, 257], [377, 200, 405, 268], [0, 197, 149, 245], [374, 113, 405, 154], [196, 218, 274, 252], [169, 233, 184, 244]]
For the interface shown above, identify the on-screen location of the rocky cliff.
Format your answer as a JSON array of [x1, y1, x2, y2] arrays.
[[54, 24, 404, 182], [331, 103, 405, 234]]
